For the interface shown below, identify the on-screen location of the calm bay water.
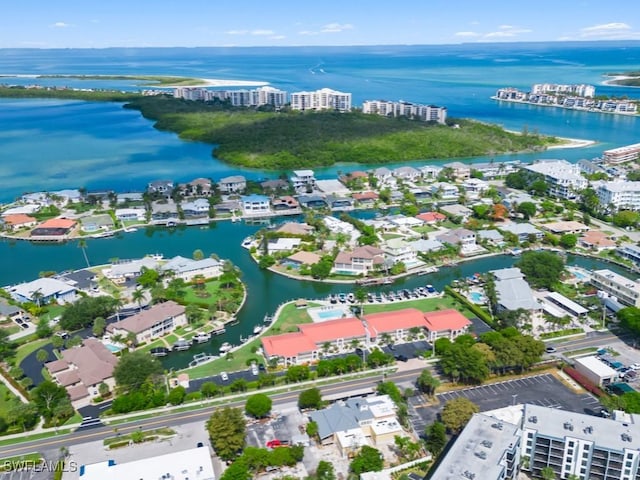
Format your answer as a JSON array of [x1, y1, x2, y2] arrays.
[[1, 43, 640, 368]]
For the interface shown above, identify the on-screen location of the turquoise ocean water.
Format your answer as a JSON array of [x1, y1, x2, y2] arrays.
[[1, 42, 640, 366]]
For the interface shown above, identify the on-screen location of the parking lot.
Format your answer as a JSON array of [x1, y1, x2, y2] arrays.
[[407, 373, 603, 436]]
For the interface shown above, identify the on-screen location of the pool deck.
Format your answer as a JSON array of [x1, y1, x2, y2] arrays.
[[307, 305, 352, 323]]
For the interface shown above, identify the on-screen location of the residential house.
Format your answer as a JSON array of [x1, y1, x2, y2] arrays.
[[327, 195, 354, 210], [477, 229, 506, 246], [340, 170, 368, 187], [332, 246, 385, 275], [0, 300, 25, 322], [181, 198, 210, 218], [436, 228, 478, 255], [430, 182, 459, 201], [45, 338, 118, 408], [462, 178, 489, 199], [372, 167, 393, 184], [275, 222, 314, 236], [51, 189, 83, 205], [491, 267, 540, 312], [160, 256, 222, 282], [147, 180, 174, 196], [290, 170, 316, 192], [9, 277, 77, 305], [416, 211, 446, 224], [31, 218, 77, 238], [439, 204, 472, 222], [267, 237, 302, 253], [382, 238, 418, 265], [316, 179, 351, 196], [217, 175, 246, 194], [260, 179, 289, 192], [80, 214, 114, 233], [409, 187, 432, 201], [106, 301, 187, 344], [179, 177, 212, 197], [115, 208, 146, 222], [540, 220, 589, 235], [102, 257, 162, 283], [272, 196, 300, 211], [577, 159, 607, 176], [470, 160, 521, 178], [392, 166, 421, 181], [419, 165, 443, 179], [150, 201, 179, 222], [298, 195, 328, 209], [443, 161, 471, 180], [2, 214, 37, 231], [423, 310, 472, 342], [1, 204, 40, 216], [407, 238, 444, 253], [308, 395, 402, 455], [352, 192, 379, 206], [281, 251, 321, 268], [242, 194, 271, 216], [323, 216, 357, 237], [499, 222, 543, 242], [116, 192, 144, 204]]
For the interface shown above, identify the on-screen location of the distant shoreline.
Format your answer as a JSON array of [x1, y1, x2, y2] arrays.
[[601, 74, 640, 88]]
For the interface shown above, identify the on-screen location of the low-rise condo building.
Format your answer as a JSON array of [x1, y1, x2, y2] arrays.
[[603, 142, 640, 164], [524, 160, 587, 199], [590, 269, 640, 307], [596, 181, 640, 211], [106, 301, 187, 344], [362, 99, 447, 124], [290, 88, 352, 112]]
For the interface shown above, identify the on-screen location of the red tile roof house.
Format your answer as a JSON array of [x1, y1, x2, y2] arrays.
[[416, 211, 446, 225], [45, 338, 118, 408], [363, 308, 472, 343], [106, 301, 187, 345], [2, 213, 38, 231], [351, 191, 379, 206], [261, 317, 368, 366], [30, 218, 77, 238], [333, 246, 385, 276]]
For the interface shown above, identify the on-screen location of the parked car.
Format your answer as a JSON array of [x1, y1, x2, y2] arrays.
[[266, 439, 289, 448], [220, 372, 229, 381], [545, 346, 557, 353], [395, 354, 409, 362], [630, 363, 640, 371], [251, 364, 259, 376]]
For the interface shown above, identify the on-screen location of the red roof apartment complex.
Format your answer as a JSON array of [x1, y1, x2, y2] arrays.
[[261, 308, 471, 365]]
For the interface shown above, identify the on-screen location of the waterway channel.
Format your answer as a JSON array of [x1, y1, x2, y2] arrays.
[[0, 220, 634, 370]]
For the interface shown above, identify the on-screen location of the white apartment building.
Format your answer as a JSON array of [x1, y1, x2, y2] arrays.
[[590, 269, 640, 307], [362, 100, 447, 124], [290, 169, 316, 191], [596, 181, 640, 211], [525, 160, 587, 199], [290, 88, 352, 112], [531, 83, 596, 97], [174, 86, 287, 108], [603, 143, 640, 164]]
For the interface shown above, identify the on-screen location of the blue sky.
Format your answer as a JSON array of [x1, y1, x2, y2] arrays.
[[2, 0, 640, 48]]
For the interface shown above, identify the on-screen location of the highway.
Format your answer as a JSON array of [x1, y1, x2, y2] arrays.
[[0, 329, 629, 458]]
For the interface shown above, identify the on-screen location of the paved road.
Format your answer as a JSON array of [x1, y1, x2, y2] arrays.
[[0, 366, 422, 458]]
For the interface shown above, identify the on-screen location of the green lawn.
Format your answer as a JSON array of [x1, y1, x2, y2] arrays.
[[185, 302, 318, 379], [14, 338, 51, 367], [411, 225, 437, 234], [363, 295, 475, 318], [0, 384, 18, 418], [0, 453, 43, 471]]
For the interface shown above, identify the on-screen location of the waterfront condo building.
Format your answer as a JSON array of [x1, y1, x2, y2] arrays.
[[590, 269, 640, 308], [531, 83, 596, 97], [290, 88, 352, 112], [362, 100, 447, 124], [603, 143, 640, 164], [524, 160, 587, 200], [174, 86, 287, 109], [596, 181, 640, 211]]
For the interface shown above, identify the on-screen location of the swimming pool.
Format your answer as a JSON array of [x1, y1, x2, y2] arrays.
[[568, 267, 589, 280], [308, 306, 350, 322], [317, 308, 347, 320], [104, 343, 124, 353], [469, 291, 485, 304]]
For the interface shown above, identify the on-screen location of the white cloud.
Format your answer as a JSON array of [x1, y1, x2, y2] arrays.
[[455, 31, 480, 37], [51, 22, 71, 28], [270, 35, 286, 40], [298, 30, 318, 36], [320, 23, 353, 33], [226, 29, 248, 35], [483, 25, 532, 39], [251, 29, 275, 36], [579, 22, 638, 39]]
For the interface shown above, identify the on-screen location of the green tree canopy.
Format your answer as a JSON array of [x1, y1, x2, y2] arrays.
[[59, 296, 117, 331], [516, 201, 537, 219], [424, 421, 447, 455], [113, 351, 163, 391], [298, 388, 322, 410], [441, 397, 479, 434], [416, 369, 440, 396], [350, 445, 383, 474], [559, 233, 578, 249], [206, 407, 247, 461], [515, 250, 565, 289], [30, 380, 69, 420], [245, 393, 272, 418]]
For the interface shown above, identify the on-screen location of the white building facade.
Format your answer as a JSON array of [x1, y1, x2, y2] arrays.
[[290, 88, 352, 112]]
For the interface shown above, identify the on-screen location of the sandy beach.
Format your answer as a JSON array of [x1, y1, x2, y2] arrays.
[[159, 78, 270, 88], [547, 137, 597, 150], [601, 74, 639, 87]]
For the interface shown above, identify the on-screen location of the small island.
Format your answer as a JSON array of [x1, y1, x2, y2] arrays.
[[604, 71, 640, 87]]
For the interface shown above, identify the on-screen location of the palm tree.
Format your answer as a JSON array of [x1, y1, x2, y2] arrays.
[[78, 238, 90, 268], [354, 288, 367, 316], [131, 287, 146, 311]]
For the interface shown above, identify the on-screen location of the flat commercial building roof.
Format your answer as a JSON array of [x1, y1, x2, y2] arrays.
[[575, 355, 618, 378], [79, 446, 215, 480]]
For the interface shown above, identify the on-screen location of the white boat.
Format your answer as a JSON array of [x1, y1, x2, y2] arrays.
[[241, 236, 254, 248], [219, 342, 233, 353], [192, 332, 212, 343], [253, 325, 263, 334], [172, 339, 191, 351], [124, 227, 138, 233]]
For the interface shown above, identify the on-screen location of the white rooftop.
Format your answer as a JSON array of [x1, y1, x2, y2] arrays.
[[9, 277, 75, 299], [574, 355, 619, 378], [593, 269, 640, 291], [599, 180, 640, 192], [79, 447, 215, 480]]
